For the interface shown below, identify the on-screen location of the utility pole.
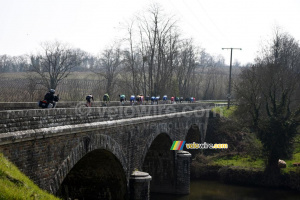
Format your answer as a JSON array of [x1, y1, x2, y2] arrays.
[[222, 48, 242, 109]]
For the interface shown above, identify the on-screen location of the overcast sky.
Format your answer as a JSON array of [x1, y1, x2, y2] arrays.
[[0, 0, 299, 65]]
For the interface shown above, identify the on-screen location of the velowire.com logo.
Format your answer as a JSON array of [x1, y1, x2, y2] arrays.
[[170, 141, 186, 150], [170, 141, 228, 150]]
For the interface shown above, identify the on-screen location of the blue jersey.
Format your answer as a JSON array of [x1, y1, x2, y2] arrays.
[[130, 95, 135, 101], [151, 96, 155, 101], [163, 95, 167, 100]]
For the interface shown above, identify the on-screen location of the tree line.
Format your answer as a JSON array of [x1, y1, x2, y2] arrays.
[[234, 28, 300, 175], [0, 4, 243, 101]]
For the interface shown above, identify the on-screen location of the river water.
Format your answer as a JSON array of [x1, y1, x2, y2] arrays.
[[151, 180, 300, 200]]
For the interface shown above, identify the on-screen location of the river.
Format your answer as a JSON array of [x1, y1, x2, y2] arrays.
[[151, 180, 300, 200]]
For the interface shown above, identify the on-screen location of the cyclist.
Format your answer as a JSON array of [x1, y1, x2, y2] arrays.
[[137, 94, 144, 105], [175, 96, 180, 104], [136, 94, 141, 104], [180, 97, 184, 103], [151, 96, 155, 105], [43, 89, 59, 108], [130, 95, 135, 105], [119, 94, 126, 105], [162, 95, 167, 104], [103, 93, 110, 106], [155, 96, 160, 105], [170, 96, 175, 104], [145, 96, 150, 104], [86, 94, 94, 107], [190, 97, 194, 103]]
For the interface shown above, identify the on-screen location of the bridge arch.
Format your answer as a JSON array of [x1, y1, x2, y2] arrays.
[[50, 134, 128, 199], [184, 124, 202, 157], [142, 132, 176, 193]]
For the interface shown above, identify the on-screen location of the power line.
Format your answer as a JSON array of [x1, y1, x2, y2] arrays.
[[180, 0, 223, 45], [167, 0, 220, 47], [195, 0, 232, 45], [222, 47, 242, 109]]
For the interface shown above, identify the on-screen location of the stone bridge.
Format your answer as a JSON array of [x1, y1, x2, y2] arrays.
[[0, 103, 212, 199]]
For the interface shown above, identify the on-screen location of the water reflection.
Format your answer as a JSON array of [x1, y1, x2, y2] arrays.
[[151, 180, 300, 200]]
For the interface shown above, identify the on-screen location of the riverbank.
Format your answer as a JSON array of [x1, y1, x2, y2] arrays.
[[191, 108, 300, 192], [191, 161, 300, 191], [0, 153, 59, 200]]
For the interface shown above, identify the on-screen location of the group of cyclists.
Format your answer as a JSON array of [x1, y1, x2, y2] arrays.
[[39, 89, 196, 109], [166, 96, 196, 104], [100, 94, 196, 106]]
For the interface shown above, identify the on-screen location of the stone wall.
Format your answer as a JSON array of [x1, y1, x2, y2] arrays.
[[0, 101, 122, 110], [0, 101, 199, 110], [0, 103, 212, 134]]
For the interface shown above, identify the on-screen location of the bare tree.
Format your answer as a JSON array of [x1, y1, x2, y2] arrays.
[[29, 41, 83, 90], [24, 72, 42, 101], [0, 55, 11, 73], [235, 29, 300, 174], [176, 39, 199, 97], [136, 4, 178, 95], [123, 20, 140, 94], [94, 45, 123, 95], [115, 3, 231, 99], [13, 55, 30, 72]]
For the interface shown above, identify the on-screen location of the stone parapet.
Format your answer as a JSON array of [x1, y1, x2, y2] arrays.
[[0, 101, 207, 110], [0, 109, 209, 145], [0, 103, 212, 134]]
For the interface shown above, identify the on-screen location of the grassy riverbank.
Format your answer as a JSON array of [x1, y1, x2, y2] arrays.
[[208, 106, 300, 171], [211, 106, 236, 118], [192, 108, 300, 191], [0, 153, 59, 200], [204, 133, 300, 173]]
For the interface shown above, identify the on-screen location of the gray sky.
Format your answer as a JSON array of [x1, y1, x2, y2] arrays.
[[0, 0, 299, 65]]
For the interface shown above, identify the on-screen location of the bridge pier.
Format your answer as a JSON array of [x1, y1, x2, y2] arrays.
[[129, 171, 152, 200], [175, 151, 192, 194]]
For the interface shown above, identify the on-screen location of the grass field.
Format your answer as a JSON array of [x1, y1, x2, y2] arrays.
[[0, 72, 104, 102]]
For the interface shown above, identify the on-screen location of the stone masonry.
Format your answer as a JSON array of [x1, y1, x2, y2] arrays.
[[0, 103, 210, 199]]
